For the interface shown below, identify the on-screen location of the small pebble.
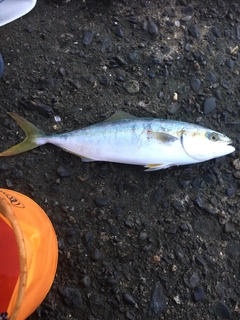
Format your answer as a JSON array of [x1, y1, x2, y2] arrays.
[[184, 271, 200, 289], [66, 229, 80, 245], [232, 158, 240, 170], [203, 97, 216, 114], [225, 59, 234, 69], [149, 188, 165, 207], [148, 282, 166, 316], [147, 20, 158, 35], [126, 310, 135, 320], [226, 187, 235, 197], [101, 38, 112, 53], [211, 26, 221, 37], [123, 293, 136, 306], [214, 89, 222, 100], [0, 53, 4, 78], [107, 278, 117, 286], [69, 216, 76, 223], [139, 231, 148, 241], [99, 75, 109, 86], [173, 92, 178, 101], [20, 100, 54, 117], [167, 102, 179, 115], [148, 72, 156, 79], [6, 179, 14, 188], [0, 163, 9, 172], [226, 243, 240, 260], [115, 56, 127, 66], [188, 24, 201, 38], [180, 224, 190, 232], [173, 200, 185, 212], [173, 295, 181, 304], [57, 165, 72, 177], [236, 24, 240, 41], [83, 30, 94, 46], [194, 62, 200, 71], [38, 103, 55, 117], [194, 198, 216, 215], [123, 80, 140, 93], [110, 226, 119, 236], [194, 286, 205, 302], [174, 244, 184, 259], [229, 45, 238, 55], [153, 255, 161, 262], [204, 254, 216, 266], [128, 51, 139, 62], [233, 171, 240, 179], [190, 77, 201, 92], [217, 0, 224, 8], [195, 254, 206, 265], [114, 27, 124, 38], [59, 67, 66, 76], [128, 15, 137, 24], [157, 91, 164, 99], [215, 301, 231, 319], [205, 72, 216, 82], [152, 57, 161, 64], [208, 34, 216, 44], [94, 197, 110, 207], [89, 248, 102, 261], [58, 287, 82, 308], [184, 43, 191, 51], [224, 222, 236, 233], [181, 15, 192, 22], [125, 219, 132, 228], [182, 6, 194, 14], [79, 275, 91, 288], [82, 233, 96, 247]]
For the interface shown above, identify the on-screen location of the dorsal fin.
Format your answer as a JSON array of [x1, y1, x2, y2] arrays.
[[105, 110, 138, 122]]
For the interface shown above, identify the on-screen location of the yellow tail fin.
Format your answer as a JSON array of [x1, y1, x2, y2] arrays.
[[0, 113, 45, 157]]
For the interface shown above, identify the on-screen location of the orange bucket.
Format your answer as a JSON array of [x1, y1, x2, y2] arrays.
[[0, 188, 58, 320]]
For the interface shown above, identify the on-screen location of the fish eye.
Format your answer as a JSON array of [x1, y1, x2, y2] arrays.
[[207, 132, 219, 142]]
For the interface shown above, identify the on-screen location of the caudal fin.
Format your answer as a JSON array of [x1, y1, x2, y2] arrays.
[[0, 113, 46, 157]]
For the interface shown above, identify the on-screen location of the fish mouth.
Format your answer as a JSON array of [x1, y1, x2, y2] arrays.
[[225, 142, 235, 153], [224, 137, 235, 151]]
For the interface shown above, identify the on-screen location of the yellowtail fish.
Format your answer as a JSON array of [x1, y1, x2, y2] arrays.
[[0, 111, 235, 171]]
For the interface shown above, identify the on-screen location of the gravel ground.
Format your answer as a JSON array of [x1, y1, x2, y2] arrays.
[[0, 0, 240, 319]]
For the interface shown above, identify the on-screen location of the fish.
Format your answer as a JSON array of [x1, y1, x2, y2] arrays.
[[0, 111, 235, 171]]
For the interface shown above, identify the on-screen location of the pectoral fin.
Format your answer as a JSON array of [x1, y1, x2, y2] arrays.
[[150, 131, 178, 143], [144, 163, 174, 171]]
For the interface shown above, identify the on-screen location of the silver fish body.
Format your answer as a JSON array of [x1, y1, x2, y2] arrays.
[[0, 111, 235, 170]]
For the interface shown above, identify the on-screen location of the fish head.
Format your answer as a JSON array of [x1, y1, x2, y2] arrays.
[[180, 126, 235, 162]]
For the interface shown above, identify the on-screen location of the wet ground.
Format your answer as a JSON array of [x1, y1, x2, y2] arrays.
[[0, 0, 240, 319]]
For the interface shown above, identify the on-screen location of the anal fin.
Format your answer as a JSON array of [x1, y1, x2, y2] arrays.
[[144, 163, 174, 171], [81, 155, 95, 162]]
